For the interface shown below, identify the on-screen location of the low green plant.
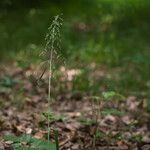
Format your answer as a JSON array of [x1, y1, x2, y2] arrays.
[[78, 116, 97, 126], [0, 76, 18, 88], [95, 131, 105, 139], [3, 135, 57, 150], [91, 91, 126, 119], [90, 96, 102, 149], [89, 91, 126, 148], [102, 91, 126, 100], [101, 108, 126, 117], [42, 111, 66, 123]]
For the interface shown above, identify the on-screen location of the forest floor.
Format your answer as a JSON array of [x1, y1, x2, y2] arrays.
[[0, 63, 150, 150]]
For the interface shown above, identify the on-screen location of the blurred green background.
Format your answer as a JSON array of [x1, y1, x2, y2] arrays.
[[0, 0, 150, 96]]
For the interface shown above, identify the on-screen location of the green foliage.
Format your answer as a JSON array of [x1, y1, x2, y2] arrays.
[[78, 117, 97, 125], [0, 76, 18, 88], [95, 131, 105, 139], [102, 91, 116, 99], [3, 135, 57, 150], [0, 0, 149, 95], [54, 130, 59, 150], [72, 70, 90, 92], [91, 96, 101, 102], [131, 134, 142, 142], [42, 111, 55, 121], [102, 91, 125, 100], [101, 108, 126, 117], [42, 111, 66, 122]]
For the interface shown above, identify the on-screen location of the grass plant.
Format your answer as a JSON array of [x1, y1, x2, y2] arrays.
[[42, 14, 63, 145]]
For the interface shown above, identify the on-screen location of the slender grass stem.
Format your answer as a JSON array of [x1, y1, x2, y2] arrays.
[[48, 45, 53, 142], [45, 15, 62, 144]]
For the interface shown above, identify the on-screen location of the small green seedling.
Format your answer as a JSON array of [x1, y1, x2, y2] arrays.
[[42, 111, 66, 122], [102, 91, 126, 100]]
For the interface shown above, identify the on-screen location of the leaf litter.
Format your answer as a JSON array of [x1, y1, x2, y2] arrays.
[[0, 63, 150, 150]]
